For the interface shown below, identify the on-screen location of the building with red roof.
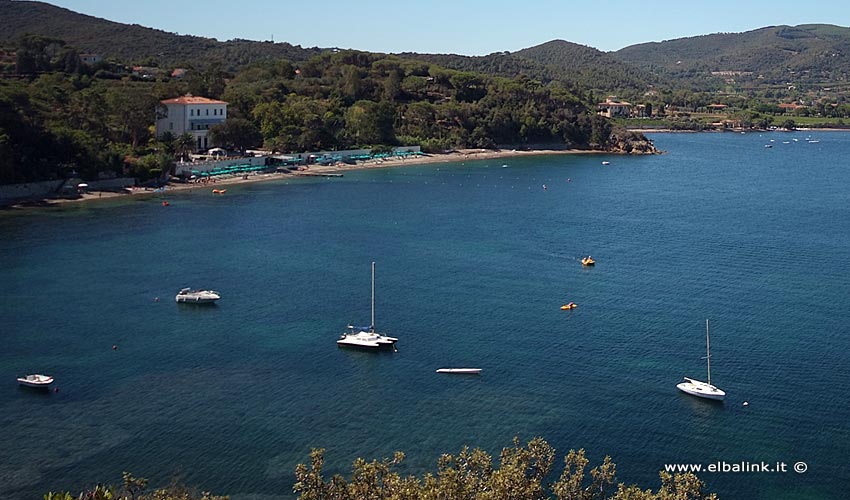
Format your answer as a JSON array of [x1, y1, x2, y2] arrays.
[[155, 94, 228, 152]]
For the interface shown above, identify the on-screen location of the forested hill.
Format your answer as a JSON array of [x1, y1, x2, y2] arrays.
[[399, 41, 654, 93], [513, 39, 656, 91], [397, 51, 555, 84], [0, 0, 322, 68], [615, 24, 850, 84]]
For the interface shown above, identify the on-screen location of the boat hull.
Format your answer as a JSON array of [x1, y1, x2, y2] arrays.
[[677, 380, 725, 401], [337, 326, 397, 351], [17, 375, 54, 388], [175, 296, 219, 304], [436, 368, 482, 374], [337, 339, 397, 351]]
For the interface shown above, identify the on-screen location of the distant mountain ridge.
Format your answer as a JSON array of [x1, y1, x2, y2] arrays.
[[614, 24, 850, 84], [0, 0, 322, 67], [3, 1, 850, 90]]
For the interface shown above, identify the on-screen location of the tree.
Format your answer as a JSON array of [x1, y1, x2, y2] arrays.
[[209, 118, 262, 154], [344, 100, 396, 146], [174, 133, 196, 161], [294, 439, 717, 500]]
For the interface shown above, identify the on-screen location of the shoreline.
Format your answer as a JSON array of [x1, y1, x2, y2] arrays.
[[1, 148, 616, 209], [632, 126, 850, 133]]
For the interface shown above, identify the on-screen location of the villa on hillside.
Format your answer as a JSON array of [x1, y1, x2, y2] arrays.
[[155, 95, 228, 152], [778, 102, 807, 113], [597, 97, 633, 118]]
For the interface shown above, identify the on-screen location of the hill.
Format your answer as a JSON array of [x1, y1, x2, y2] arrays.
[[513, 39, 656, 91], [401, 40, 655, 94], [615, 24, 850, 86], [0, 0, 322, 68]]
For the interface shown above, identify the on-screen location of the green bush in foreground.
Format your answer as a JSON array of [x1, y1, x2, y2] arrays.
[[294, 438, 718, 500], [45, 438, 717, 500]]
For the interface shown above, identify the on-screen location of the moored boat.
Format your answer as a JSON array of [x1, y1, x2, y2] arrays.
[[581, 256, 595, 266], [337, 262, 398, 351], [677, 319, 726, 401], [175, 288, 221, 304], [17, 374, 54, 388], [436, 368, 482, 374]]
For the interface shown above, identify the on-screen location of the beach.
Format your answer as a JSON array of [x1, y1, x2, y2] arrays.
[[4, 147, 608, 208]]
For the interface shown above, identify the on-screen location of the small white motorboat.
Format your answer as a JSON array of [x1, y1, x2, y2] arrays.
[[17, 374, 54, 388], [175, 288, 221, 304], [436, 368, 482, 374]]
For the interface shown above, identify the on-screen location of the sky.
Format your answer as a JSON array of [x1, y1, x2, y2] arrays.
[[44, 0, 850, 54]]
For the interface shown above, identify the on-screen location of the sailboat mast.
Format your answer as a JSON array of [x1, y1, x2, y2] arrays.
[[705, 319, 711, 386], [371, 261, 376, 330]]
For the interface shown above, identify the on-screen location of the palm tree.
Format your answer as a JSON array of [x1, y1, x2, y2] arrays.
[[174, 133, 195, 161]]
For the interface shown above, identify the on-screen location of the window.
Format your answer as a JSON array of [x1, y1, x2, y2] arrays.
[[169, 122, 173, 130], [206, 109, 209, 116]]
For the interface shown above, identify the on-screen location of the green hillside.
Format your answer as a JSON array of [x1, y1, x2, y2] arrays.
[[513, 39, 656, 91], [615, 24, 850, 85], [401, 40, 655, 93], [0, 0, 322, 68]]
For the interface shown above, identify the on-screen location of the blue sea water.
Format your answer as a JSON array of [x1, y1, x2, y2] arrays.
[[1, 131, 849, 500]]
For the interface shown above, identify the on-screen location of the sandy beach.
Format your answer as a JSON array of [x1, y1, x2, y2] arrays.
[[4, 147, 608, 208]]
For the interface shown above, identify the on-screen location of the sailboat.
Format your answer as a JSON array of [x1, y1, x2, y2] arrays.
[[337, 262, 398, 351], [677, 319, 726, 401]]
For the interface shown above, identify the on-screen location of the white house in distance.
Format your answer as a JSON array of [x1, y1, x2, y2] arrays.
[[597, 97, 633, 118], [155, 94, 228, 152]]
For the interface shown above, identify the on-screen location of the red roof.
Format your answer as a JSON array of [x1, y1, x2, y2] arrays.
[[160, 95, 227, 105]]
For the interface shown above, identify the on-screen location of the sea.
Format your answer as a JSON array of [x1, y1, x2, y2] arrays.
[[1, 131, 848, 500]]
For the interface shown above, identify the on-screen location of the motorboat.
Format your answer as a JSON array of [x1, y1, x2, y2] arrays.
[[337, 262, 398, 351], [677, 319, 726, 401], [560, 302, 577, 310], [436, 368, 482, 374], [175, 288, 221, 304], [581, 256, 595, 266], [17, 374, 54, 388]]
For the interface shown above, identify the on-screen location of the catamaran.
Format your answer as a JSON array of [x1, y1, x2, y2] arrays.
[[337, 262, 398, 351], [677, 319, 726, 401]]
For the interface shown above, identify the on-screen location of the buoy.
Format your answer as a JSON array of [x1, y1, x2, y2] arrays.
[[162, 201, 169, 207], [154, 297, 159, 302], [542, 184, 547, 190], [743, 401, 749, 407], [112, 344, 118, 350], [54, 388, 59, 393]]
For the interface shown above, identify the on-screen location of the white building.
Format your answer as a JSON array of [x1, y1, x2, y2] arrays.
[[156, 95, 228, 152], [597, 97, 632, 118]]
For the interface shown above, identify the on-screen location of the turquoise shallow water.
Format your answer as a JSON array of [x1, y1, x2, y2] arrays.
[[2, 132, 849, 499]]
